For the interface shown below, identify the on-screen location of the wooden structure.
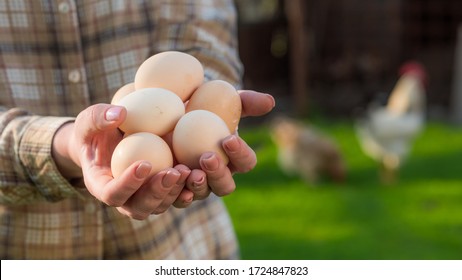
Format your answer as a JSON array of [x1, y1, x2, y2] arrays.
[[236, 0, 462, 118]]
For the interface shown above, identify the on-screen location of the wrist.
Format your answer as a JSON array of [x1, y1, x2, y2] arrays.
[[52, 122, 83, 180]]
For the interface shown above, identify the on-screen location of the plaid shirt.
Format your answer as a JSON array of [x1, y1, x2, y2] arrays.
[[0, 0, 242, 259]]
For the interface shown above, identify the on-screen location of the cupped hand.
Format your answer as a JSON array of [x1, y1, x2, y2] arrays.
[[53, 90, 275, 214], [54, 103, 189, 220]]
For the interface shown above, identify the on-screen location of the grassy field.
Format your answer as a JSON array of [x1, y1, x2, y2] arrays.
[[223, 119, 462, 260]]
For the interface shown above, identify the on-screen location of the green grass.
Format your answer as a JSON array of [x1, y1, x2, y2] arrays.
[[224, 120, 462, 259]]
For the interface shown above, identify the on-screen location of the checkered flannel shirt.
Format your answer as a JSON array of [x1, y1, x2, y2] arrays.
[[0, 0, 243, 259]]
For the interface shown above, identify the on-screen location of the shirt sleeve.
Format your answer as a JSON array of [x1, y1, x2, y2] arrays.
[[149, 0, 244, 87], [0, 107, 81, 205]]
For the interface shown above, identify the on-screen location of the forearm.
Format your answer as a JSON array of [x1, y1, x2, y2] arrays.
[[0, 108, 80, 204]]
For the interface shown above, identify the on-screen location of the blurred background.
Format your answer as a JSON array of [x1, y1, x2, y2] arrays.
[[236, 0, 462, 119], [224, 0, 462, 259]]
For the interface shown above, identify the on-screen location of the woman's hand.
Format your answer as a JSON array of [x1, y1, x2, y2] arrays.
[[52, 104, 190, 220], [51, 90, 275, 217]]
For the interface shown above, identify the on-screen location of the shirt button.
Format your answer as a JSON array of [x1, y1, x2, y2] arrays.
[[68, 69, 81, 83], [58, 2, 70, 14]]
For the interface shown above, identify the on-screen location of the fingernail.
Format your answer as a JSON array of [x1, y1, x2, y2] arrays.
[[162, 169, 180, 187], [192, 176, 205, 189], [202, 153, 219, 171], [106, 106, 123, 121], [184, 195, 194, 204], [223, 135, 239, 153], [135, 162, 152, 179], [266, 94, 276, 108]]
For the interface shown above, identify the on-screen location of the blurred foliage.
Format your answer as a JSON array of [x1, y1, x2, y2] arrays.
[[224, 121, 462, 259], [235, 0, 281, 24]]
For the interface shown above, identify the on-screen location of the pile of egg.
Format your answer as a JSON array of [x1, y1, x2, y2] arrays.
[[110, 51, 242, 178]]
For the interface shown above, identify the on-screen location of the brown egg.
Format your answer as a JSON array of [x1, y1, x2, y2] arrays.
[[134, 51, 204, 102], [111, 82, 135, 105], [172, 110, 230, 169], [116, 88, 185, 136], [111, 132, 173, 179], [186, 80, 242, 133]]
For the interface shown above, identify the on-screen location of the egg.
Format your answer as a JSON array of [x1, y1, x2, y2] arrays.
[[111, 132, 173, 179], [134, 51, 204, 102], [172, 110, 230, 169], [116, 88, 185, 136], [186, 80, 242, 133], [111, 82, 135, 105]]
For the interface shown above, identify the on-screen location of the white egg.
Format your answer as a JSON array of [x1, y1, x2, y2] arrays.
[[111, 82, 135, 105], [134, 51, 204, 102], [116, 88, 185, 136], [111, 132, 173, 179], [172, 110, 230, 169], [186, 80, 242, 133]]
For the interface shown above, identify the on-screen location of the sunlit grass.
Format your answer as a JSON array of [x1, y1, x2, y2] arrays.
[[224, 120, 462, 259]]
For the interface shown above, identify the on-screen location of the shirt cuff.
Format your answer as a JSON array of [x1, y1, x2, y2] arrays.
[[18, 116, 83, 202]]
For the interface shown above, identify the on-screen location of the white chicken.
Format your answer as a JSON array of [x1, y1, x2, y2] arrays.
[[355, 61, 427, 184]]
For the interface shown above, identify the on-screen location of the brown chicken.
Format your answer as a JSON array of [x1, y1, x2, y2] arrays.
[[270, 116, 346, 185]]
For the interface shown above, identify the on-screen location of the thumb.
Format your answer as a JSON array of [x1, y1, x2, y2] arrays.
[[75, 103, 126, 140], [238, 90, 275, 117]]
